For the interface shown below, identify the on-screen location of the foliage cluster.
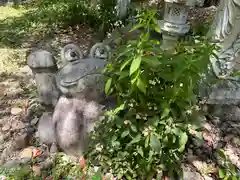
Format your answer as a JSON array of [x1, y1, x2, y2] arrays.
[[86, 9, 215, 179], [0, 0, 125, 47], [217, 149, 240, 180]]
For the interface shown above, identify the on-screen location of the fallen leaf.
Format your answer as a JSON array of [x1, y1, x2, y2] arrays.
[[32, 149, 42, 158], [79, 157, 86, 169]]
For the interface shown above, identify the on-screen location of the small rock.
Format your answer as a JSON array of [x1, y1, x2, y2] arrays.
[[19, 147, 34, 159], [2, 124, 11, 131], [11, 107, 23, 115], [14, 133, 30, 150], [187, 155, 198, 163], [183, 170, 203, 180], [203, 175, 214, 180], [203, 123, 212, 131], [11, 121, 25, 130], [0, 119, 7, 126], [232, 137, 240, 146], [0, 144, 5, 151], [192, 160, 208, 172], [30, 117, 39, 126], [0, 135, 4, 144]]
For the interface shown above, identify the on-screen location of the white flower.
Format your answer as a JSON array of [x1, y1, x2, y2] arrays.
[[95, 143, 103, 152], [186, 109, 192, 114], [93, 166, 100, 172]]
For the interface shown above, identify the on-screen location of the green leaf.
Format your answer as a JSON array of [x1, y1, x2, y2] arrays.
[[142, 55, 161, 67], [150, 134, 161, 153], [145, 135, 150, 148], [92, 175, 101, 180], [130, 56, 142, 75], [105, 78, 112, 95], [179, 132, 188, 152], [137, 78, 146, 94], [113, 103, 125, 115], [129, 23, 144, 32], [219, 168, 226, 178], [130, 124, 137, 132], [118, 71, 129, 80], [217, 149, 227, 160], [120, 58, 131, 71], [127, 134, 141, 148], [137, 146, 144, 157], [161, 108, 170, 119], [121, 129, 130, 138]]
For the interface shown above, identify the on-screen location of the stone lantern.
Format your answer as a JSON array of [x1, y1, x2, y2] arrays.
[[27, 50, 60, 107], [159, 0, 204, 50]]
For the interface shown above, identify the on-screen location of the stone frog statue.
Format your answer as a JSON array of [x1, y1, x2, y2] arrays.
[[37, 91, 115, 156], [37, 42, 115, 156]]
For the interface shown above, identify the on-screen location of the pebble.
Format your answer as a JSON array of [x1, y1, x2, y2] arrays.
[[11, 121, 25, 130], [192, 160, 208, 172], [0, 135, 4, 144], [10, 107, 23, 115], [2, 124, 11, 132], [14, 133, 30, 150], [30, 117, 39, 126], [233, 137, 240, 146], [19, 147, 34, 159]]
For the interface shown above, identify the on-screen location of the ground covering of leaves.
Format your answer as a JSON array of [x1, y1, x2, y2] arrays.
[[0, 4, 240, 180]]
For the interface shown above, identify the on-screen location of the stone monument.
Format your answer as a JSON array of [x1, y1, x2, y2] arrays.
[[201, 0, 240, 106]]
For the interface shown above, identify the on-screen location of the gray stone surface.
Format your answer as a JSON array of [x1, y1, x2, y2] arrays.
[[37, 112, 56, 146], [52, 95, 103, 156], [27, 50, 60, 106], [56, 43, 107, 96]]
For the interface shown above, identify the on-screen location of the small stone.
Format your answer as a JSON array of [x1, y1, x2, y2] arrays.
[[11, 121, 25, 130], [183, 169, 203, 180], [19, 147, 34, 159], [2, 124, 11, 131], [232, 137, 240, 146], [0, 148, 10, 165], [187, 155, 198, 163], [14, 133, 30, 150], [203, 175, 214, 180], [203, 123, 212, 131], [11, 107, 23, 115], [0, 135, 4, 144], [192, 160, 208, 172], [31, 117, 39, 126]]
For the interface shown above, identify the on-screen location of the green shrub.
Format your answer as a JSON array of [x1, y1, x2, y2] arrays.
[[86, 9, 215, 179]]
